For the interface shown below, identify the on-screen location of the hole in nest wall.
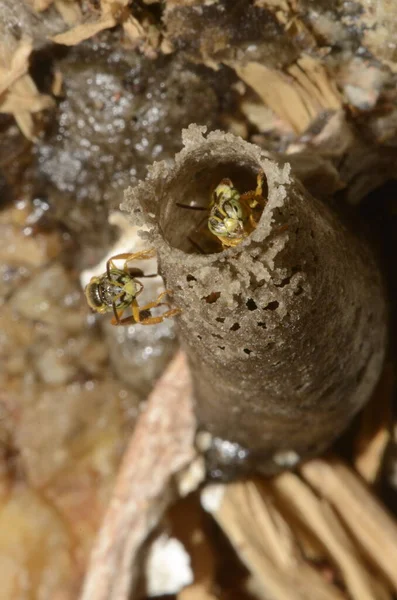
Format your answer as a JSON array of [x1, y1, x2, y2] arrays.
[[246, 298, 258, 311], [264, 300, 279, 311], [203, 291, 221, 303], [159, 158, 268, 254]]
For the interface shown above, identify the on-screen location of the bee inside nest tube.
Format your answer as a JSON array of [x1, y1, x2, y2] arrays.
[[169, 165, 269, 254], [123, 125, 388, 479]]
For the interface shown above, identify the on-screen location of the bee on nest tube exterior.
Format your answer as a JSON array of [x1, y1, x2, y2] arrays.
[[85, 248, 181, 326]]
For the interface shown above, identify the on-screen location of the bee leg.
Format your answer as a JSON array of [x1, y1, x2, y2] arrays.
[[137, 298, 169, 313], [240, 190, 266, 210], [116, 249, 157, 262], [110, 305, 124, 325], [240, 172, 267, 211], [138, 292, 182, 318], [113, 315, 138, 325], [110, 300, 139, 326], [139, 309, 181, 325], [106, 257, 117, 278], [139, 290, 175, 309], [255, 170, 265, 197], [107, 249, 157, 275]]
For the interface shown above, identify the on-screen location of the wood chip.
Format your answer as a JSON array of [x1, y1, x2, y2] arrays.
[[355, 364, 394, 484], [0, 39, 33, 96], [54, 0, 83, 25], [0, 39, 55, 140], [0, 93, 54, 113], [52, 0, 129, 45], [301, 457, 397, 592], [51, 15, 117, 45], [80, 352, 196, 600], [231, 55, 341, 134], [270, 472, 391, 600], [25, 0, 54, 11], [202, 480, 346, 600]]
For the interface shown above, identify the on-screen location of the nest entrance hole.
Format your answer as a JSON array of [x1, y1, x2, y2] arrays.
[[160, 159, 268, 254]]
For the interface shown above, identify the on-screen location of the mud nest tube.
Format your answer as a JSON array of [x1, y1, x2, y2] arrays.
[[123, 125, 388, 478]]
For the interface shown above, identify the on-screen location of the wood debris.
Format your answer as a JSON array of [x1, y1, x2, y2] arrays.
[[354, 364, 394, 484], [201, 480, 345, 600], [0, 39, 55, 140], [231, 55, 342, 134], [51, 0, 162, 56], [270, 472, 391, 600], [26, 0, 82, 25], [52, 0, 130, 45], [25, 0, 54, 11], [0, 39, 33, 96], [301, 457, 397, 592], [54, 0, 83, 25]]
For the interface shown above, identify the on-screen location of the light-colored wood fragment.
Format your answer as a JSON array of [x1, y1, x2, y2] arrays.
[[231, 56, 341, 134], [355, 364, 394, 484], [270, 472, 391, 600], [0, 39, 33, 96], [294, 55, 341, 110], [54, 0, 83, 25], [301, 457, 397, 592], [52, 0, 129, 45], [51, 70, 64, 97], [232, 61, 313, 133], [80, 352, 196, 600], [25, 0, 54, 11], [0, 39, 55, 140], [201, 480, 346, 600], [0, 93, 54, 113], [51, 15, 117, 45]]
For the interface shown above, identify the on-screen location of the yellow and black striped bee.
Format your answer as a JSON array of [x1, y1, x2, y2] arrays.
[[178, 171, 266, 249], [85, 248, 180, 326]]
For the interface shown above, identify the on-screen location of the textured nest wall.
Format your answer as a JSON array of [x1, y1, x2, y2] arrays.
[[124, 125, 387, 476]]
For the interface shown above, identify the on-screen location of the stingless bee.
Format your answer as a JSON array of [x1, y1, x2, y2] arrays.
[[208, 171, 266, 247], [85, 248, 181, 326], [177, 170, 266, 249]]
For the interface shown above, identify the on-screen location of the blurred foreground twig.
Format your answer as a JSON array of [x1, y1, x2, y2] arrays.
[[80, 351, 196, 600]]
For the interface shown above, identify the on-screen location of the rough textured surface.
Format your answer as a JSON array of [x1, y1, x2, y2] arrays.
[[123, 125, 388, 476], [36, 38, 220, 258]]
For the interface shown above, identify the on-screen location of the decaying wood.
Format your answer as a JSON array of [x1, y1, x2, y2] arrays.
[[80, 351, 196, 600], [301, 457, 397, 592], [231, 57, 341, 134]]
